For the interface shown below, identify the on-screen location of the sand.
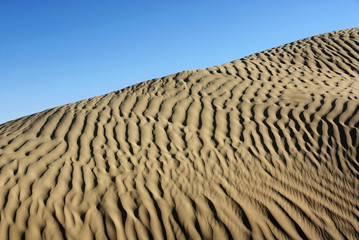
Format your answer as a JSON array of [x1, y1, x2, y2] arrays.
[[0, 28, 358, 239]]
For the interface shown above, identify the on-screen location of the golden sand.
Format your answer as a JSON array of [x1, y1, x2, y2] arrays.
[[0, 28, 358, 239]]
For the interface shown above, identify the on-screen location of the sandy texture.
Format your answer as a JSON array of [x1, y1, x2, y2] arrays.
[[0, 28, 358, 239]]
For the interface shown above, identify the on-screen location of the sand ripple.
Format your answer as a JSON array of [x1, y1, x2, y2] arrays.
[[0, 28, 358, 239]]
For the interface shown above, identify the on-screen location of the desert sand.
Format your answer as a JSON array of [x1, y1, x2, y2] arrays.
[[0, 28, 358, 239]]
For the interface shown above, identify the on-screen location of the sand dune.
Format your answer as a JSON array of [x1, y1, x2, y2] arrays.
[[0, 28, 358, 239]]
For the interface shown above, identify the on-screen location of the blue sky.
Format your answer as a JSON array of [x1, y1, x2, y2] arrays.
[[1, 1, 358, 124]]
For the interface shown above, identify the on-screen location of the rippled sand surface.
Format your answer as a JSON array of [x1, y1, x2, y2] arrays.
[[0, 28, 358, 239]]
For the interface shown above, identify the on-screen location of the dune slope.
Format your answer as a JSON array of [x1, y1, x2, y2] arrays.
[[0, 28, 358, 239]]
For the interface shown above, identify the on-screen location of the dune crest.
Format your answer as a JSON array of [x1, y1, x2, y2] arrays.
[[0, 28, 358, 239]]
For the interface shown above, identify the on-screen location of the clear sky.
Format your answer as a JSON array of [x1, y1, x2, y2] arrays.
[[1, 0, 358, 124]]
